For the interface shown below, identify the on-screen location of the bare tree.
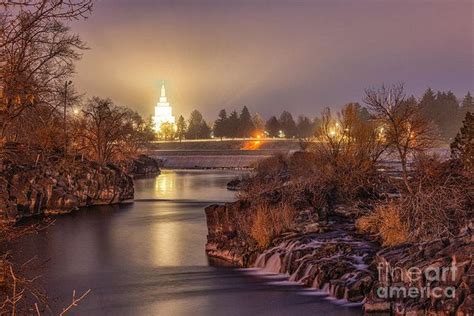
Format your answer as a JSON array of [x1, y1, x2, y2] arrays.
[[72, 97, 155, 164], [314, 104, 388, 167], [119, 110, 156, 158], [0, 0, 92, 139], [363, 83, 438, 193], [73, 97, 127, 163]]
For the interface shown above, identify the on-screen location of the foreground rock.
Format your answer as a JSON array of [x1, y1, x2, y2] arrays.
[[365, 231, 473, 314], [0, 156, 134, 223], [205, 201, 473, 314]]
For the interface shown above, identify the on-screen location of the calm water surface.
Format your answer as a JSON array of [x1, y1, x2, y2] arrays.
[[13, 170, 361, 315]]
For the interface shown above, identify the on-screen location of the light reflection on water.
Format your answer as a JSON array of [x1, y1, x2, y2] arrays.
[[155, 171, 175, 196], [135, 170, 240, 202], [12, 170, 361, 315], [133, 170, 242, 267]]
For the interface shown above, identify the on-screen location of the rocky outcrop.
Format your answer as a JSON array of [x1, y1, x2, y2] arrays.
[[0, 158, 134, 223], [205, 201, 473, 314], [205, 201, 256, 266], [122, 154, 162, 177], [205, 201, 377, 291], [254, 223, 378, 303], [364, 232, 473, 314], [226, 178, 243, 191]]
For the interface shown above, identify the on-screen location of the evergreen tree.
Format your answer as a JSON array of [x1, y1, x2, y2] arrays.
[[227, 111, 239, 138], [176, 115, 187, 142], [419, 88, 436, 113], [213, 109, 228, 140], [252, 113, 265, 136], [199, 121, 212, 139], [186, 110, 205, 139], [355, 103, 371, 121], [239, 106, 254, 138], [461, 92, 474, 113], [438, 91, 461, 140], [450, 112, 473, 169], [420, 88, 462, 140], [296, 115, 314, 138], [279, 111, 297, 138], [265, 116, 280, 137]]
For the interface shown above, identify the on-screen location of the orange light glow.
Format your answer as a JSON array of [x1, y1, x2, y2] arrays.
[[241, 140, 262, 150]]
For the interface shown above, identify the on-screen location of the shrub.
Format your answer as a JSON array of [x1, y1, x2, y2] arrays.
[[357, 155, 473, 245], [356, 202, 409, 246], [237, 154, 289, 202]]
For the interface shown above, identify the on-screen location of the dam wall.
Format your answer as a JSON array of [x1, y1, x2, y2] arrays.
[[151, 148, 448, 170], [151, 150, 286, 169]]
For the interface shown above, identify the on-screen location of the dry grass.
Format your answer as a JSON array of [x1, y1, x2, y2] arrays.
[[356, 203, 409, 246], [249, 203, 295, 248], [357, 183, 472, 246]]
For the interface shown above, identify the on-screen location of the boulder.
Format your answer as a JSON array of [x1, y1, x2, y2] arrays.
[[122, 155, 162, 177], [226, 178, 242, 191]]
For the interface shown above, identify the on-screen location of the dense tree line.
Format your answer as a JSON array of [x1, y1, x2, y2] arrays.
[[419, 89, 473, 140], [212, 107, 322, 139], [213, 106, 255, 138], [162, 87, 471, 142], [171, 105, 372, 140]]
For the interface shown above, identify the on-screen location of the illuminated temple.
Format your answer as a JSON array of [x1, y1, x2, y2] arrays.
[[153, 83, 175, 131]]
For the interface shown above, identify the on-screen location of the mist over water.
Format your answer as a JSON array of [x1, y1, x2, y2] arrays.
[[12, 170, 361, 315]]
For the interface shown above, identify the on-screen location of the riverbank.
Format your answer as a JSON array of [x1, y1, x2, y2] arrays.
[[0, 143, 161, 223], [5, 170, 363, 315], [204, 149, 473, 315], [205, 200, 473, 314]]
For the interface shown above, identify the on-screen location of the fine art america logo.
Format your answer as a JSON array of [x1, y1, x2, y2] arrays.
[[376, 260, 457, 308]]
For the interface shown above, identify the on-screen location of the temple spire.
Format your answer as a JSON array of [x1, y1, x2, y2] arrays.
[[161, 83, 166, 98], [159, 82, 168, 103], [153, 81, 175, 131]]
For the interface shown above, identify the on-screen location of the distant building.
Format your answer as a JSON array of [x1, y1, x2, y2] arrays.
[[153, 83, 175, 131]]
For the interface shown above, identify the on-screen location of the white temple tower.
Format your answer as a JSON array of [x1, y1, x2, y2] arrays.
[[153, 83, 175, 131]]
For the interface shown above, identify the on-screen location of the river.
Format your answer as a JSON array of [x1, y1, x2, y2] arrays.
[[12, 170, 361, 315]]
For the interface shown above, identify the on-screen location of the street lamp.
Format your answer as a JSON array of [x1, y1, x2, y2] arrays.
[[64, 80, 72, 156]]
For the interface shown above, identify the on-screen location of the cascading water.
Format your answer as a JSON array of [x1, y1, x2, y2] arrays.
[[262, 252, 282, 274], [249, 225, 377, 304]]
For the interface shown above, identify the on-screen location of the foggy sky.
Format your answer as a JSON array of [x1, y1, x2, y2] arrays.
[[72, 0, 473, 120]]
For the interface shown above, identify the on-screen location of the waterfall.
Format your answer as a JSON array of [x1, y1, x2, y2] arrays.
[[254, 253, 267, 268], [262, 253, 282, 274]]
